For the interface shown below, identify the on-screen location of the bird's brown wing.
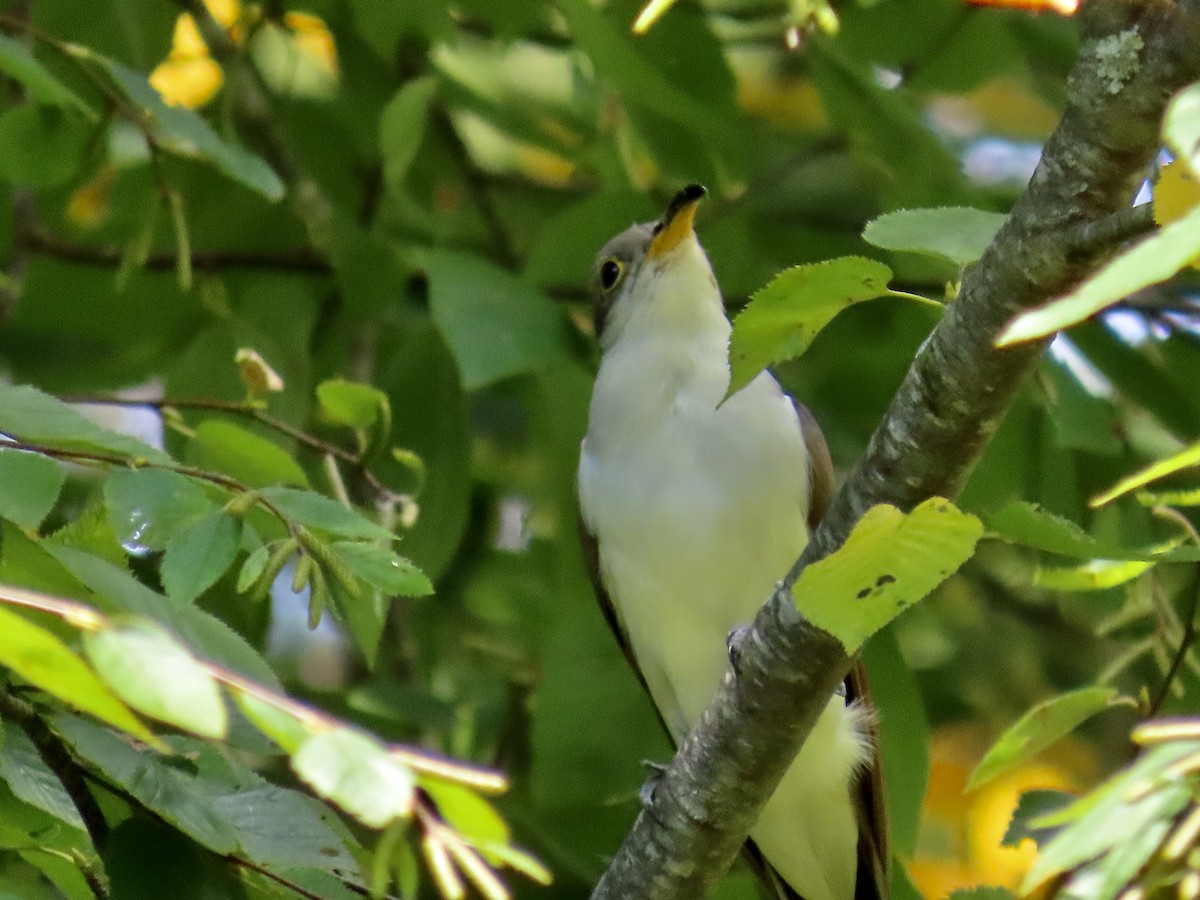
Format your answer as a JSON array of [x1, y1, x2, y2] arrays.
[[795, 397, 891, 900], [577, 511, 658, 704]]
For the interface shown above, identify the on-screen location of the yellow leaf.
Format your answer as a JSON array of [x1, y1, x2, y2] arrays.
[[1155, 159, 1200, 226], [284, 12, 339, 79], [149, 56, 224, 109]]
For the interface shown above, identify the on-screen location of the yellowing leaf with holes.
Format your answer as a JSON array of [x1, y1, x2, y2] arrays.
[[793, 497, 983, 653]]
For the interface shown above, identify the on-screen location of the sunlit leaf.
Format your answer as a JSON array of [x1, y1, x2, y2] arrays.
[[232, 688, 313, 754], [292, 727, 415, 827], [793, 498, 983, 653], [1165, 81, 1200, 173], [316, 378, 389, 429], [997, 204, 1200, 346], [84, 620, 227, 739], [728, 257, 893, 399], [1033, 558, 1154, 591], [0, 605, 159, 746], [1091, 438, 1200, 508]]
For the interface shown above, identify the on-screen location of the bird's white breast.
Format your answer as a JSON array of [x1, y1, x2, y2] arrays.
[[579, 324, 867, 900]]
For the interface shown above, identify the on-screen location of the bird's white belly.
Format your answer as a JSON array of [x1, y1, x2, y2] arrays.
[[579, 373, 867, 900]]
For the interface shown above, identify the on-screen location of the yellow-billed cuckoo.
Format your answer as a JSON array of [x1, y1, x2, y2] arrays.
[[577, 185, 887, 900]]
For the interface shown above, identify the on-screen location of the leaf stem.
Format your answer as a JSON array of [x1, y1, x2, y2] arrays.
[[885, 288, 944, 309]]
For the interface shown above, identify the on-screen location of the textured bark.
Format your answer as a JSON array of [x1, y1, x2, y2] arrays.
[[591, 2, 1200, 897]]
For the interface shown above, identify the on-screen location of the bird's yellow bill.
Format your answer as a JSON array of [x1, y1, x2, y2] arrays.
[[647, 188, 704, 261]]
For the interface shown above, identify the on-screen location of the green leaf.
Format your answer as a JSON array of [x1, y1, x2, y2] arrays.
[[0, 105, 91, 189], [0, 605, 159, 746], [326, 579, 388, 668], [1165, 81, 1200, 171], [316, 378, 389, 429], [863, 207, 1007, 267], [76, 51, 285, 200], [84, 620, 228, 739], [982, 501, 1200, 562], [968, 687, 1117, 791], [231, 688, 311, 754], [0, 33, 91, 112], [423, 781, 508, 844], [1023, 742, 1196, 894], [862, 629, 928, 857], [0, 722, 85, 830], [1091, 438, 1200, 507], [1003, 789, 1074, 849], [555, 0, 734, 143], [0, 384, 170, 463], [727, 257, 893, 398], [161, 511, 243, 604], [50, 545, 282, 689], [380, 75, 438, 196], [328, 541, 432, 597], [996, 203, 1200, 346], [103, 467, 215, 551], [261, 488, 393, 540], [0, 448, 64, 531], [1033, 558, 1154, 591], [237, 543, 273, 592], [1136, 487, 1200, 507], [188, 419, 310, 489], [56, 715, 285, 869], [418, 249, 568, 390], [291, 727, 415, 827], [793, 498, 983, 653], [946, 889, 1017, 900]]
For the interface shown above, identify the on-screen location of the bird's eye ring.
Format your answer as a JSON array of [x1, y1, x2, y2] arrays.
[[599, 258, 623, 291]]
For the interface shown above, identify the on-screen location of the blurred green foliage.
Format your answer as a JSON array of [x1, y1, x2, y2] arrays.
[[1, 0, 1200, 898]]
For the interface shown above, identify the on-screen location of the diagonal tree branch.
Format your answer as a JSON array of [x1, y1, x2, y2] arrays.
[[591, 1, 1200, 897]]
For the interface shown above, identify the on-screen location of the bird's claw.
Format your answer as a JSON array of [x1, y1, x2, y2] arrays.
[[639, 760, 667, 808], [726, 624, 751, 674]]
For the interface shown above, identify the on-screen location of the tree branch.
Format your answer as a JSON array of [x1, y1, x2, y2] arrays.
[[591, 2, 1200, 896], [17, 228, 332, 275]]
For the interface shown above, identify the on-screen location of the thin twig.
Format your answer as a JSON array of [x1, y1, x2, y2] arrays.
[[0, 438, 300, 539], [18, 229, 332, 275], [1150, 571, 1200, 717], [58, 394, 407, 504]]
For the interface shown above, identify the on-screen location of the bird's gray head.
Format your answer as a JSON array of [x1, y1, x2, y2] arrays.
[[589, 184, 714, 348]]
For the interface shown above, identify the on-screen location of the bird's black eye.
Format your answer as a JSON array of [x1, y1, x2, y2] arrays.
[[599, 258, 623, 291]]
